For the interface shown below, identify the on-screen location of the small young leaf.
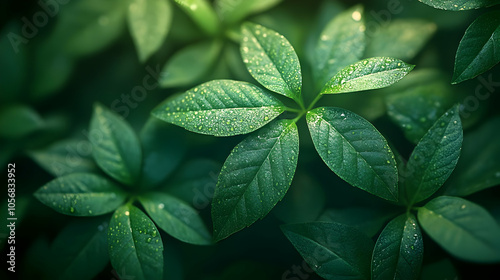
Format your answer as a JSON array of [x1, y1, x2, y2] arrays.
[[452, 10, 500, 84], [403, 105, 463, 205], [364, 19, 437, 61], [174, 0, 219, 35], [159, 40, 222, 88], [128, 0, 172, 62], [0, 105, 44, 139], [90, 103, 142, 186], [418, 0, 500, 10], [152, 80, 285, 137], [321, 57, 414, 94], [418, 196, 500, 263], [307, 107, 398, 201], [282, 221, 374, 280], [241, 22, 302, 103], [29, 139, 97, 177], [34, 173, 127, 216], [108, 205, 163, 280], [215, 0, 282, 24], [372, 214, 423, 280], [444, 116, 500, 196], [51, 218, 109, 280], [313, 5, 365, 90], [139, 193, 212, 245], [212, 119, 299, 241], [139, 118, 185, 189]]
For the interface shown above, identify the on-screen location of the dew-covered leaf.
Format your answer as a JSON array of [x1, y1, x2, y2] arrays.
[[51, 218, 109, 280], [307, 107, 398, 201], [90, 103, 142, 186], [364, 19, 436, 61], [321, 57, 414, 94], [108, 205, 163, 280], [29, 139, 98, 177], [371, 214, 423, 280], [174, 0, 219, 35], [402, 105, 463, 205], [152, 80, 285, 137], [282, 221, 374, 280], [313, 5, 365, 90], [139, 193, 212, 245], [444, 116, 500, 196], [452, 10, 500, 84], [418, 0, 500, 10], [128, 0, 172, 62], [212, 119, 299, 241], [34, 173, 127, 216], [418, 196, 500, 263], [0, 105, 44, 139], [215, 0, 282, 24], [241, 22, 302, 103], [159, 40, 222, 88]]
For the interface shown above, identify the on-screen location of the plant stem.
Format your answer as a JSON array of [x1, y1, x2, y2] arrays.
[[306, 93, 323, 112]]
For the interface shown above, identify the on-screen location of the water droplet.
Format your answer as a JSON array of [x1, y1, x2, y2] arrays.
[[461, 204, 466, 210], [351, 11, 362, 21], [125, 211, 130, 216], [70, 207, 75, 213], [158, 203, 164, 210], [146, 238, 151, 243]]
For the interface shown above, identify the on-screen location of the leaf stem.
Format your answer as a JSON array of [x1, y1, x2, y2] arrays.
[[306, 93, 323, 111], [284, 107, 302, 113]]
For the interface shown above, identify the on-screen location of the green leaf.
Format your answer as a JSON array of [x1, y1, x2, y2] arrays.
[[418, 0, 500, 10], [174, 0, 219, 35], [139, 118, 185, 189], [215, 0, 282, 24], [445, 116, 500, 196], [307, 107, 398, 201], [34, 173, 127, 216], [128, 0, 172, 62], [418, 196, 500, 263], [212, 119, 299, 241], [51, 218, 109, 280], [0, 105, 44, 139], [364, 19, 437, 61], [241, 22, 302, 103], [90, 103, 142, 186], [152, 80, 285, 137], [372, 214, 423, 280], [29, 139, 97, 177], [403, 105, 463, 205], [385, 69, 456, 144], [452, 10, 500, 84], [321, 57, 414, 94], [51, 0, 127, 57], [313, 5, 365, 90], [282, 221, 374, 280], [139, 193, 212, 245], [159, 40, 222, 88], [318, 207, 395, 237], [108, 204, 163, 280]]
